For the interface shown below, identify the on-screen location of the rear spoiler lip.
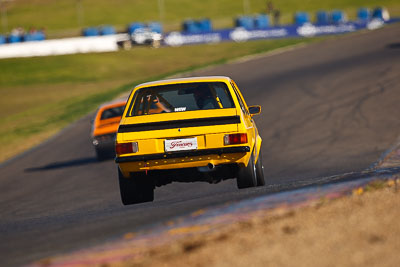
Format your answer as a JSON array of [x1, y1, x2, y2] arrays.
[[118, 115, 240, 133]]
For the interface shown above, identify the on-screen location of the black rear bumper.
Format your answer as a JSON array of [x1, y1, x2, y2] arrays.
[[115, 146, 250, 163]]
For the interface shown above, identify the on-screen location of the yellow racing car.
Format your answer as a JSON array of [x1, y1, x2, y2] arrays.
[[115, 76, 264, 205]]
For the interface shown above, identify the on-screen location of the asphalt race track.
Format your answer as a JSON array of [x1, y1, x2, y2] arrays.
[[1, 24, 400, 266]]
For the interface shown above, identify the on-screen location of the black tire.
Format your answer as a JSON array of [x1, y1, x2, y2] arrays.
[[255, 150, 265, 186], [95, 148, 106, 161], [236, 153, 257, 189], [118, 169, 154, 205]]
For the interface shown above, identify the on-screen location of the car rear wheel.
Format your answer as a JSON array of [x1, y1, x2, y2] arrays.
[[118, 169, 154, 205], [255, 150, 265, 186], [236, 153, 257, 189]]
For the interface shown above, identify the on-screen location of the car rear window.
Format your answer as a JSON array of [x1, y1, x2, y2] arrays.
[[127, 82, 235, 116], [100, 105, 125, 120]]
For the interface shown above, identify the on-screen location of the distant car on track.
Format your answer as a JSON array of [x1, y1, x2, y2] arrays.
[[117, 28, 162, 49], [91, 99, 127, 160], [115, 76, 264, 205]]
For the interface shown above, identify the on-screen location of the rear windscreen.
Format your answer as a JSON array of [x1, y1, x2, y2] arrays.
[[100, 105, 125, 120], [127, 82, 235, 116]]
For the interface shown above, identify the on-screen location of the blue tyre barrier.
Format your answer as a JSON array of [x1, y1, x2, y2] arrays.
[[83, 27, 99, 36], [8, 34, 22, 43], [294, 12, 310, 25], [24, 32, 46, 42], [36, 31, 46, 40], [183, 19, 211, 33], [183, 20, 199, 33], [235, 16, 254, 30], [101, 26, 116, 35], [254, 14, 269, 29], [372, 7, 390, 21], [316, 10, 329, 25], [0, 35, 6, 45], [357, 8, 371, 21], [198, 19, 212, 32], [331, 10, 347, 24]]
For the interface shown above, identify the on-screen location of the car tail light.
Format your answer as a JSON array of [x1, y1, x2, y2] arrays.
[[224, 133, 248, 145], [115, 142, 138, 155]]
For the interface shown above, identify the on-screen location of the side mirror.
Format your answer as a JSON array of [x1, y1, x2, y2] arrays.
[[248, 105, 261, 115]]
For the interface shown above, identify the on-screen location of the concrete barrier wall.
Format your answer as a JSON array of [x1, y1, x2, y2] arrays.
[[0, 34, 126, 59]]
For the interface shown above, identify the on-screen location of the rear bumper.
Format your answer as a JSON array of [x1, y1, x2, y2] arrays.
[[92, 133, 116, 150], [93, 140, 115, 151], [115, 146, 250, 163]]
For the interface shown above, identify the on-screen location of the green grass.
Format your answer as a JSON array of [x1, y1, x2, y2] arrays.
[[2, 0, 399, 37]]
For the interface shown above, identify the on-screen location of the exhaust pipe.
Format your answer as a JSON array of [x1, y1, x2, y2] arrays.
[[198, 163, 216, 172], [207, 163, 215, 170]]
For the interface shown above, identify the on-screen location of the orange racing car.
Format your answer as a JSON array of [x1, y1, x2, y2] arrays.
[[91, 99, 127, 160]]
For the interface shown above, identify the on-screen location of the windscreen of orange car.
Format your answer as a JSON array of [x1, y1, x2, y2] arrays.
[[93, 104, 125, 136]]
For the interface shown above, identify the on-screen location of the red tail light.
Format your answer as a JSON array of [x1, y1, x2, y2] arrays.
[[115, 142, 138, 155], [224, 133, 248, 145]]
